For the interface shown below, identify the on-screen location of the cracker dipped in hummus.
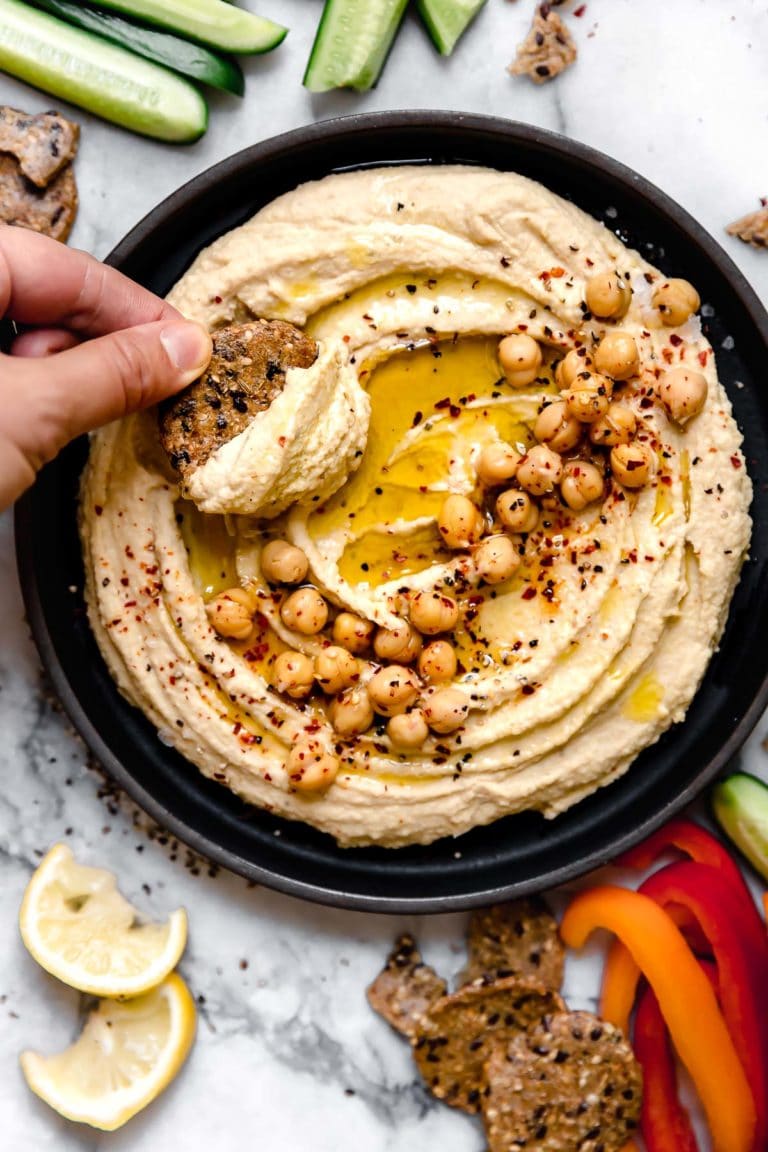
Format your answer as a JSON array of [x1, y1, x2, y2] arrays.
[[80, 166, 752, 848]]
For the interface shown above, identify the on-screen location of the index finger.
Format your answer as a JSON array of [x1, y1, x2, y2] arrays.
[[0, 224, 180, 336]]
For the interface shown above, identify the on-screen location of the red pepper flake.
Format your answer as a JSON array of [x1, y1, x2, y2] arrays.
[[522, 587, 537, 600], [539, 270, 551, 282], [240, 733, 257, 746], [540, 556, 554, 568], [698, 350, 708, 367], [585, 257, 594, 268], [434, 397, 451, 410], [449, 404, 461, 418], [521, 684, 536, 696], [124, 600, 137, 608], [550, 267, 566, 278], [278, 435, 287, 448], [662, 348, 674, 364], [412, 410, 423, 427], [94, 504, 103, 516], [731, 455, 743, 469], [212, 294, 222, 304], [343, 334, 351, 343], [660, 475, 673, 486], [125, 546, 134, 559], [467, 594, 484, 606], [233, 721, 242, 735], [419, 485, 428, 493], [574, 2, 586, 14], [669, 334, 683, 347]]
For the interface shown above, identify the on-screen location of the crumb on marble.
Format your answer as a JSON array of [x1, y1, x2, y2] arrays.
[[509, 4, 577, 84], [727, 200, 768, 249]]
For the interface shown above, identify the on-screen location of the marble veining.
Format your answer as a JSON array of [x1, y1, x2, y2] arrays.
[[1, 1, 767, 1148]]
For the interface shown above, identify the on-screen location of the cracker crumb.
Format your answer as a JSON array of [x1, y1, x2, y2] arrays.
[[726, 201, 768, 249], [509, 5, 577, 84]]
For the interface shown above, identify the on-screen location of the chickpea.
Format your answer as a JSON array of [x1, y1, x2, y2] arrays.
[[496, 489, 540, 534], [564, 387, 609, 424], [373, 619, 422, 664], [476, 442, 521, 486], [474, 534, 521, 585], [610, 441, 655, 489], [560, 461, 605, 512], [273, 650, 315, 699], [555, 347, 593, 390], [498, 333, 543, 387], [206, 587, 256, 641], [314, 646, 360, 695], [594, 331, 639, 381], [438, 494, 485, 549], [332, 611, 374, 654], [534, 401, 583, 453], [286, 740, 339, 793], [280, 587, 328, 635], [261, 539, 309, 585], [651, 278, 700, 327], [423, 687, 469, 735], [387, 709, 429, 750], [564, 371, 613, 420], [516, 444, 564, 497], [585, 271, 632, 319], [418, 640, 458, 684], [658, 367, 708, 425], [367, 665, 421, 717], [409, 589, 459, 635], [329, 686, 374, 737], [589, 402, 637, 447]]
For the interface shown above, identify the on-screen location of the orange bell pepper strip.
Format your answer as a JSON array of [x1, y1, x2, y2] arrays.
[[561, 886, 756, 1152], [601, 936, 640, 1036]]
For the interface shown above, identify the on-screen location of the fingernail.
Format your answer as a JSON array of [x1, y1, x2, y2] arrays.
[[160, 322, 212, 376]]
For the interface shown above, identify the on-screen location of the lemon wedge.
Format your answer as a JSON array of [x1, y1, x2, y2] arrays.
[[19, 844, 187, 997], [20, 972, 196, 1131]]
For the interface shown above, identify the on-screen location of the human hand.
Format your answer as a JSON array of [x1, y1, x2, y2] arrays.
[[0, 225, 212, 510]]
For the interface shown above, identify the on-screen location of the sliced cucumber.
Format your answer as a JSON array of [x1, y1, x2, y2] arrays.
[[0, 0, 208, 142], [416, 0, 487, 56], [304, 0, 409, 92], [93, 0, 287, 54], [712, 772, 768, 882], [28, 0, 244, 95]]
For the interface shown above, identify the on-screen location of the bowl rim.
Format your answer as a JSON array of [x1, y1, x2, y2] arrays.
[[16, 110, 768, 912]]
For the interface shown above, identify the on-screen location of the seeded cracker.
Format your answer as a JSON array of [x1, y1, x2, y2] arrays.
[[482, 1011, 642, 1152], [463, 898, 565, 991], [159, 320, 318, 479], [509, 5, 577, 85], [412, 977, 565, 1113], [0, 106, 79, 188], [367, 935, 448, 1039], [0, 155, 77, 241]]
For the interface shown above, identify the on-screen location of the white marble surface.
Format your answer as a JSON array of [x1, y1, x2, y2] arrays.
[[1, 1, 768, 1149]]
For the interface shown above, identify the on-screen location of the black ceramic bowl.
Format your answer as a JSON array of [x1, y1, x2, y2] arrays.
[[16, 112, 768, 912]]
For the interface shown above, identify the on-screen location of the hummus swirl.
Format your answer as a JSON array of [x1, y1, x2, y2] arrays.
[[81, 166, 752, 848]]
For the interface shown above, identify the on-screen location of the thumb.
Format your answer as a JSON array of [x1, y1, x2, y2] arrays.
[[3, 318, 211, 470], [0, 318, 211, 508]]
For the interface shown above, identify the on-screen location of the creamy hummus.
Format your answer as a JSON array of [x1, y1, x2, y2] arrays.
[[80, 166, 752, 848]]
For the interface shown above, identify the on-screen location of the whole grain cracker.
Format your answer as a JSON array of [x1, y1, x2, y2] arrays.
[[412, 977, 565, 1113], [0, 155, 77, 241], [0, 106, 79, 188], [463, 898, 565, 991], [367, 934, 447, 1039], [159, 319, 318, 479], [482, 1010, 642, 1152]]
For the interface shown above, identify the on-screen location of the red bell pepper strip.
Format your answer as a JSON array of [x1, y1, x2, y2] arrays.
[[618, 818, 749, 895], [618, 818, 768, 972], [634, 984, 699, 1152], [639, 862, 768, 1152], [562, 885, 756, 1152]]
